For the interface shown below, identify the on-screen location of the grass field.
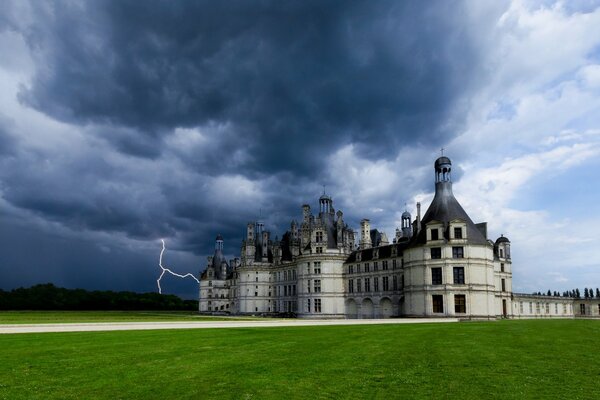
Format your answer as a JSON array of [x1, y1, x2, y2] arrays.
[[0, 311, 253, 324], [0, 319, 598, 399]]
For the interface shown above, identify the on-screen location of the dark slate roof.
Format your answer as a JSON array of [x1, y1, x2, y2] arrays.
[[495, 235, 510, 244], [413, 181, 488, 245], [345, 242, 409, 263], [435, 156, 451, 168]]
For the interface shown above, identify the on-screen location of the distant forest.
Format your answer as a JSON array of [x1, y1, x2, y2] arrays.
[[0, 283, 198, 311]]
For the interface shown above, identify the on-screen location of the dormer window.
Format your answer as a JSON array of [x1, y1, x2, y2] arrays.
[[315, 231, 323, 243], [373, 249, 379, 259], [454, 227, 463, 239], [431, 229, 439, 240]]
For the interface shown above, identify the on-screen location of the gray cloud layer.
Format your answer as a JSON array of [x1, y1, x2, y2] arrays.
[[0, 0, 490, 297]]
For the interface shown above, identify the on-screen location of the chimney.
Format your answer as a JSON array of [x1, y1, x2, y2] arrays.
[[416, 202, 421, 234]]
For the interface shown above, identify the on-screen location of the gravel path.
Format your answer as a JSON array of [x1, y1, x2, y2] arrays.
[[0, 318, 458, 334]]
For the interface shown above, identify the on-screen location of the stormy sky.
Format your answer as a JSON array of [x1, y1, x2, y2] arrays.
[[1, 0, 600, 299]]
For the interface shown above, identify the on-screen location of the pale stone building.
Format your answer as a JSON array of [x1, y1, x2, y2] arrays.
[[199, 156, 598, 319]]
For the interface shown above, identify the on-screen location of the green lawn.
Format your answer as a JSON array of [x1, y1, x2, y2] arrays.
[[0, 320, 598, 399], [0, 311, 253, 324]]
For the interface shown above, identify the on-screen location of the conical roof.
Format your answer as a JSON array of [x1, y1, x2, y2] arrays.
[[414, 180, 488, 245]]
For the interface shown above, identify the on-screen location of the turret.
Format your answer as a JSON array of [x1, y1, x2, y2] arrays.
[[401, 210, 412, 238]]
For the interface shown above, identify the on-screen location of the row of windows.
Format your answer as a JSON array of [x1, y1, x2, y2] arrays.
[[432, 294, 466, 313], [519, 301, 572, 314], [430, 246, 464, 259], [275, 300, 297, 313], [348, 276, 402, 293], [430, 227, 463, 241], [431, 267, 465, 285], [278, 270, 297, 282], [347, 259, 400, 274]]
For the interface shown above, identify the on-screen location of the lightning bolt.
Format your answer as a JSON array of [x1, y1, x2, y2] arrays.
[[157, 239, 200, 294]]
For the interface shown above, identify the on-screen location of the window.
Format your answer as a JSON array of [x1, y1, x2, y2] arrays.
[[563, 304, 567, 314], [306, 263, 310, 274], [349, 265, 354, 274], [383, 261, 388, 271], [452, 247, 464, 258], [431, 229, 439, 240], [307, 280, 311, 293], [431, 267, 442, 285], [293, 270, 296, 280], [536, 303, 540, 314], [499, 249, 504, 258], [453, 267, 465, 284], [401, 275, 405, 289], [293, 285, 296, 295], [500, 263, 505, 272], [392, 260, 397, 270], [316, 247, 323, 254], [519, 302, 523, 313], [454, 227, 463, 239], [454, 295, 466, 313], [208, 281, 212, 287], [314, 280, 321, 293], [393, 275, 397, 290], [580, 304, 585, 314], [349, 279, 354, 293], [315, 231, 323, 243], [432, 295, 444, 313], [431, 247, 442, 259], [314, 262, 321, 274], [284, 286, 288, 296], [545, 303, 550, 314], [383, 276, 389, 291], [255, 292, 258, 297], [374, 262, 378, 271], [357, 279, 362, 292], [365, 263, 370, 273], [555, 304, 558, 314], [314, 299, 322, 313], [307, 299, 311, 312], [529, 302, 532, 313], [374, 277, 379, 291], [284, 271, 288, 280], [356, 264, 361, 274], [501, 279, 506, 292], [365, 278, 371, 292]]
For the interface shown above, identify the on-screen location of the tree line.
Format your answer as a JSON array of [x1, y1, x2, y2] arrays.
[[532, 288, 600, 299], [0, 283, 198, 311]]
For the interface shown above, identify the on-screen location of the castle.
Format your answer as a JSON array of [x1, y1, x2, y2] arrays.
[[199, 156, 599, 319]]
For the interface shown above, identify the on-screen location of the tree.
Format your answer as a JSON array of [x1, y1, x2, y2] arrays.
[[575, 288, 581, 298], [584, 288, 589, 298], [596, 288, 600, 298], [589, 288, 594, 298]]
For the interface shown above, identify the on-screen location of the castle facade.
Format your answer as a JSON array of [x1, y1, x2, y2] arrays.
[[199, 156, 599, 319]]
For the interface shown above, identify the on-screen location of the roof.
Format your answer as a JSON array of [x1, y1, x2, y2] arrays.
[[496, 235, 510, 244], [435, 156, 451, 168], [413, 181, 488, 245]]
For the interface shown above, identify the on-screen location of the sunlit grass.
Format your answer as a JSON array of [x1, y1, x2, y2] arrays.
[[0, 320, 598, 399]]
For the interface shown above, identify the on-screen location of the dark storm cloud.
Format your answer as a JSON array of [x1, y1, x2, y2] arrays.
[[0, 0, 492, 297], [17, 0, 478, 175]]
